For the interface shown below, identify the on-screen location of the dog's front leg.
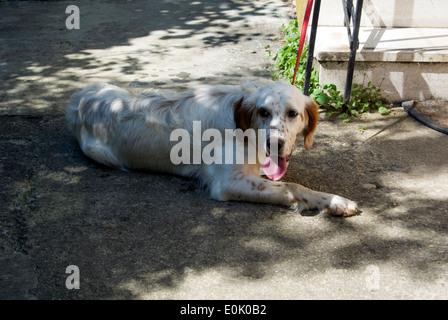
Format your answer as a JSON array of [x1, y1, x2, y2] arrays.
[[210, 174, 358, 217], [285, 181, 359, 216]]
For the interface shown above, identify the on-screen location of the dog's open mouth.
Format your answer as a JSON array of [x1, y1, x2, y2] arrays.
[[262, 153, 291, 181]]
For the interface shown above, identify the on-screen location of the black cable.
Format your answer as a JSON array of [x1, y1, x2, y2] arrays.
[[402, 101, 448, 135]]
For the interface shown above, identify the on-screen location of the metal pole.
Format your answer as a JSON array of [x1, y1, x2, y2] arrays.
[[303, 0, 321, 96], [342, 0, 363, 109]]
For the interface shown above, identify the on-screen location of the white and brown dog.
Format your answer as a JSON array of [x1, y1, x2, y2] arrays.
[[66, 79, 358, 216]]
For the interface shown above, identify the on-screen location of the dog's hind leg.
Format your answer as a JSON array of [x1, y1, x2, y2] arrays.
[[80, 137, 122, 169]]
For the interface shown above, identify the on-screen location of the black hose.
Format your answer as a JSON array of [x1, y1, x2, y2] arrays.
[[402, 101, 448, 135]]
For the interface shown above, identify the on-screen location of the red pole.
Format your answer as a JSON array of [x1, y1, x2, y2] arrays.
[[292, 0, 314, 86]]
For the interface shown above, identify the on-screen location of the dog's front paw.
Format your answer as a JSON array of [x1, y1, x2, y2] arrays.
[[325, 195, 359, 217]]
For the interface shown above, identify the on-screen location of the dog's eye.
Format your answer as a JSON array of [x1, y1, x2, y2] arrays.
[[288, 109, 298, 118], [258, 108, 270, 118]]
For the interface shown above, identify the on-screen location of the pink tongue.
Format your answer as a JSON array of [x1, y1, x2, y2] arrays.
[[262, 156, 287, 181]]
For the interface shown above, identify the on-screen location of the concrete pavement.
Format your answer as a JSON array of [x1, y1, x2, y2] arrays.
[[1, 0, 447, 300]]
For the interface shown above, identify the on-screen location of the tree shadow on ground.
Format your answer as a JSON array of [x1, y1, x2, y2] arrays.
[[1, 114, 447, 299], [0, 0, 287, 115]]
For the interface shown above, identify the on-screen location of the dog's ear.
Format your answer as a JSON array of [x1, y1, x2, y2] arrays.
[[303, 96, 319, 151], [233, 97, 253, 131]]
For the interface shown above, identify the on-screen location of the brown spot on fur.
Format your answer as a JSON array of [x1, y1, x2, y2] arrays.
[[250, 181, 256, 190], [302, 198, 309, 204], [299, 112, 304, 122]]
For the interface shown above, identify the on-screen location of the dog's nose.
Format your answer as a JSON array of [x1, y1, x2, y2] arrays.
[[267, 137, 284, 153]]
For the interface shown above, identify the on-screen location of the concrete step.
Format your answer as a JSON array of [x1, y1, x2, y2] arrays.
[[316, 0, 448, 28], [313, 27, 448, 102]]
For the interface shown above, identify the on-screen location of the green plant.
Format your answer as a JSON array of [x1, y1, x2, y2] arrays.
[[266, 21, 319, 93], [267, 20, 390, 122], [320, 81, 390, 122], [359, 126, 368, 133]]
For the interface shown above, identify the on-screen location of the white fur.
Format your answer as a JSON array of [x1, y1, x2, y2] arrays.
[[66, 80, 358, 216]]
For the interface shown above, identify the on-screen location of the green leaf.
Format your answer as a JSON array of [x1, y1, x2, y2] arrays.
[[350, 90, 360, 97], [359, 126, 368, 132], [378, 106, 390, 115], [315, 93, 330, 106], [323, 83, 337, 91]]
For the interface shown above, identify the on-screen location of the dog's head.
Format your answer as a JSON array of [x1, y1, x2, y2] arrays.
[[233, 80, 319, 180]]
